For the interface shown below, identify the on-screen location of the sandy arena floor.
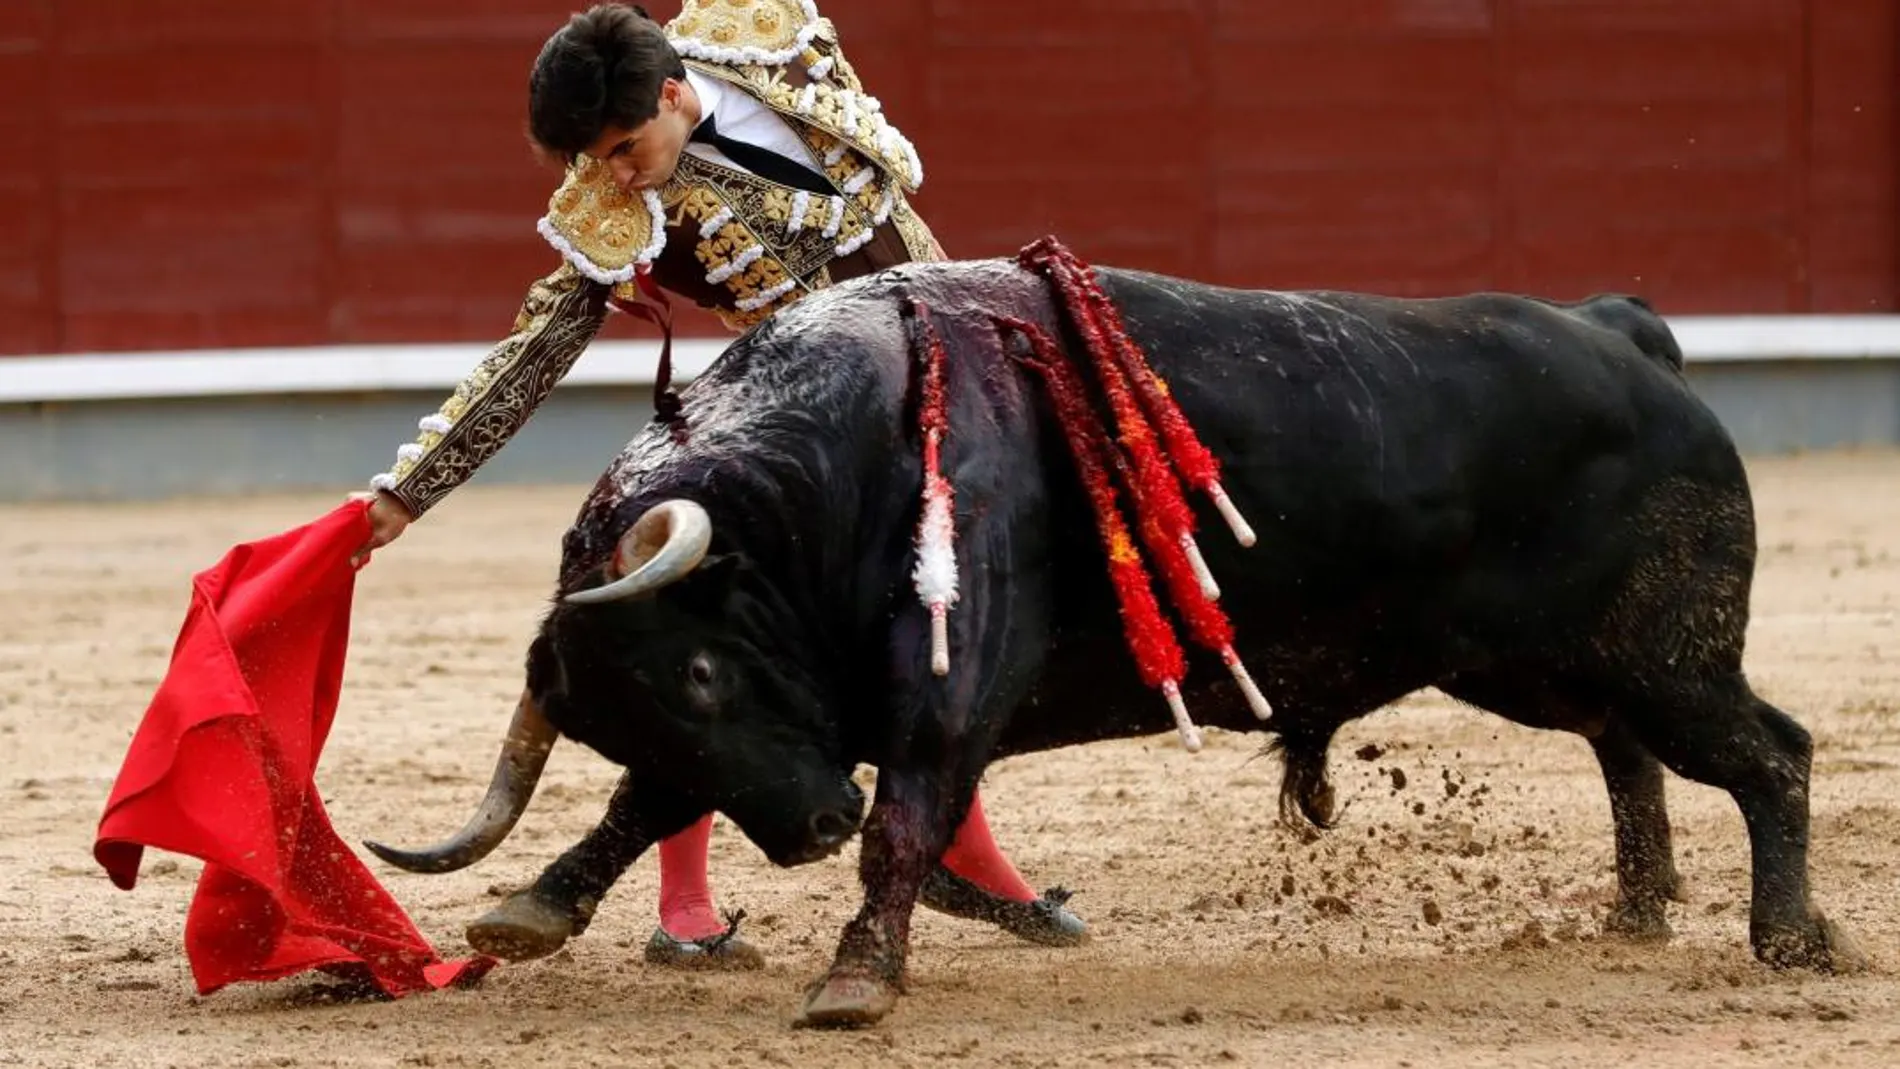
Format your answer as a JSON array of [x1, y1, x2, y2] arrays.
[[3, 451, 1899, 1067]]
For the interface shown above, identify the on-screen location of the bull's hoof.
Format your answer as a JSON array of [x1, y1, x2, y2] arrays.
[[642, 927, 766, 971], [1754, 911, 1873, 975], [465, 890, 581, 962], [1602, 899, 1673, 943], [1660, 868, 1688, 903], [919, 868, 1090, 948], [794, 972, 899, 1029]]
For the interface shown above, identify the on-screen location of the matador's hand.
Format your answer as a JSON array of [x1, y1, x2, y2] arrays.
[[348, 490, 414, 568]]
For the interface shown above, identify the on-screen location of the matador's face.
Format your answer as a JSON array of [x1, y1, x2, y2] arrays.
[[585, 76, 696, 193]]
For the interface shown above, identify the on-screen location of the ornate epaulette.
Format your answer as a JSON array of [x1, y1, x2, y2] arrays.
[[536, 156, 673, 285], [669, 0, 923, 193], [666, 0, 824, 67]]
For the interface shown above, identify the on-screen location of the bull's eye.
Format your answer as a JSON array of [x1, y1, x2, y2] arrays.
[[688, 652, 715, 687]]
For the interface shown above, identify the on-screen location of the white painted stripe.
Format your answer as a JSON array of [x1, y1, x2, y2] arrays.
[[1, 316, 1897, 404], [1666, 316, 1900, 362], [0, 339, 728, 404]]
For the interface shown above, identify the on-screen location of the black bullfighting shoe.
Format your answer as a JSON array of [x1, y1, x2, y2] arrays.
[[917, 866, 1090, 947], [641, 913, 766, 972]]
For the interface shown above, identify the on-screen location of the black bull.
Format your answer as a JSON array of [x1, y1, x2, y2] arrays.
[[369, 254, 1865, 1026]]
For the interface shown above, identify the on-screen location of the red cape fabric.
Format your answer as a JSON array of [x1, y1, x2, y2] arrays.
[[94, 500, 494, 997]]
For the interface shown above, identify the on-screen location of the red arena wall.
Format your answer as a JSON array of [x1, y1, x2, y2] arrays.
[[2, 0, 1893, 356]]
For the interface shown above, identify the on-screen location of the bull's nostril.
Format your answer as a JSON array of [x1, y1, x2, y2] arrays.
[[809, 810, 855, 845]]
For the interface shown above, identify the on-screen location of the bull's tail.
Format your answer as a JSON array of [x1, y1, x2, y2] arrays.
[[1267, 729, 1339, 831], [1567, 293, 1685, 372]]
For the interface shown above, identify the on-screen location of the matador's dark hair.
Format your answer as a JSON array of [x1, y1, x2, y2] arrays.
[[527, 4, 687, 161]]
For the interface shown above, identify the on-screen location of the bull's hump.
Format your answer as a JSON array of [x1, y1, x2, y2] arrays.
[[592, 290, 902, 502]]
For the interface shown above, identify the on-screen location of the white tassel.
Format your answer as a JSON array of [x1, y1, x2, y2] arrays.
[[914, 480, 957, 604]]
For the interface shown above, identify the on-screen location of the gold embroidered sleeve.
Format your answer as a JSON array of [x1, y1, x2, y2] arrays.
[[369, 263, 609, 519]]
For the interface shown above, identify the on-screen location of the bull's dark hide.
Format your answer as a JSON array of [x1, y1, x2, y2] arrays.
[[376, 250, 1867, 1028]]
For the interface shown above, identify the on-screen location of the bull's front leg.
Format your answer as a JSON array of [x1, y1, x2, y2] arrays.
[[797, 765, 965, 1028], [795, 576, 1043, 1028], [467, 770, 701, 961]]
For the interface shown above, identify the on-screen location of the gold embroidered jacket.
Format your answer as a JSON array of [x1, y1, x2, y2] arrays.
[[370, 0, 944, 519]]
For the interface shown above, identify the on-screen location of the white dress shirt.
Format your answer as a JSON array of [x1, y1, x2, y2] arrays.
[[682, 68, 829, 186]]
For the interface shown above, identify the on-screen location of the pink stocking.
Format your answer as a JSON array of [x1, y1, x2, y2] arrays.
[[939, 790, 1037, 902], [656, 813, 726, 941]]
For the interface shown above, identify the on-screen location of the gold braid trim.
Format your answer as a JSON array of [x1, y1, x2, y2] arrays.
[[371, 263, 609, 518], [891, 195, 946, 263]]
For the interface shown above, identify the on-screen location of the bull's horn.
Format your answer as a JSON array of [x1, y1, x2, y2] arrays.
[[362, 690, 558, 873], [563, 498, 713, 605]]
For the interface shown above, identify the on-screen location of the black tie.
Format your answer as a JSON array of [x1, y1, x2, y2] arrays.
[[690, 114, 835, 196]]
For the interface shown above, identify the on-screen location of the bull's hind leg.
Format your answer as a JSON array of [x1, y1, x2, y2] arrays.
[[1590, 718, 1683, 940], [1622, 673, 1868, 973], [1441, 672, 1683, 939]]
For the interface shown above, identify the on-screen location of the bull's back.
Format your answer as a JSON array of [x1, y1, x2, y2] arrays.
[[1084, 267, 1745, 626], [1092, 268, 1723, 495]]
